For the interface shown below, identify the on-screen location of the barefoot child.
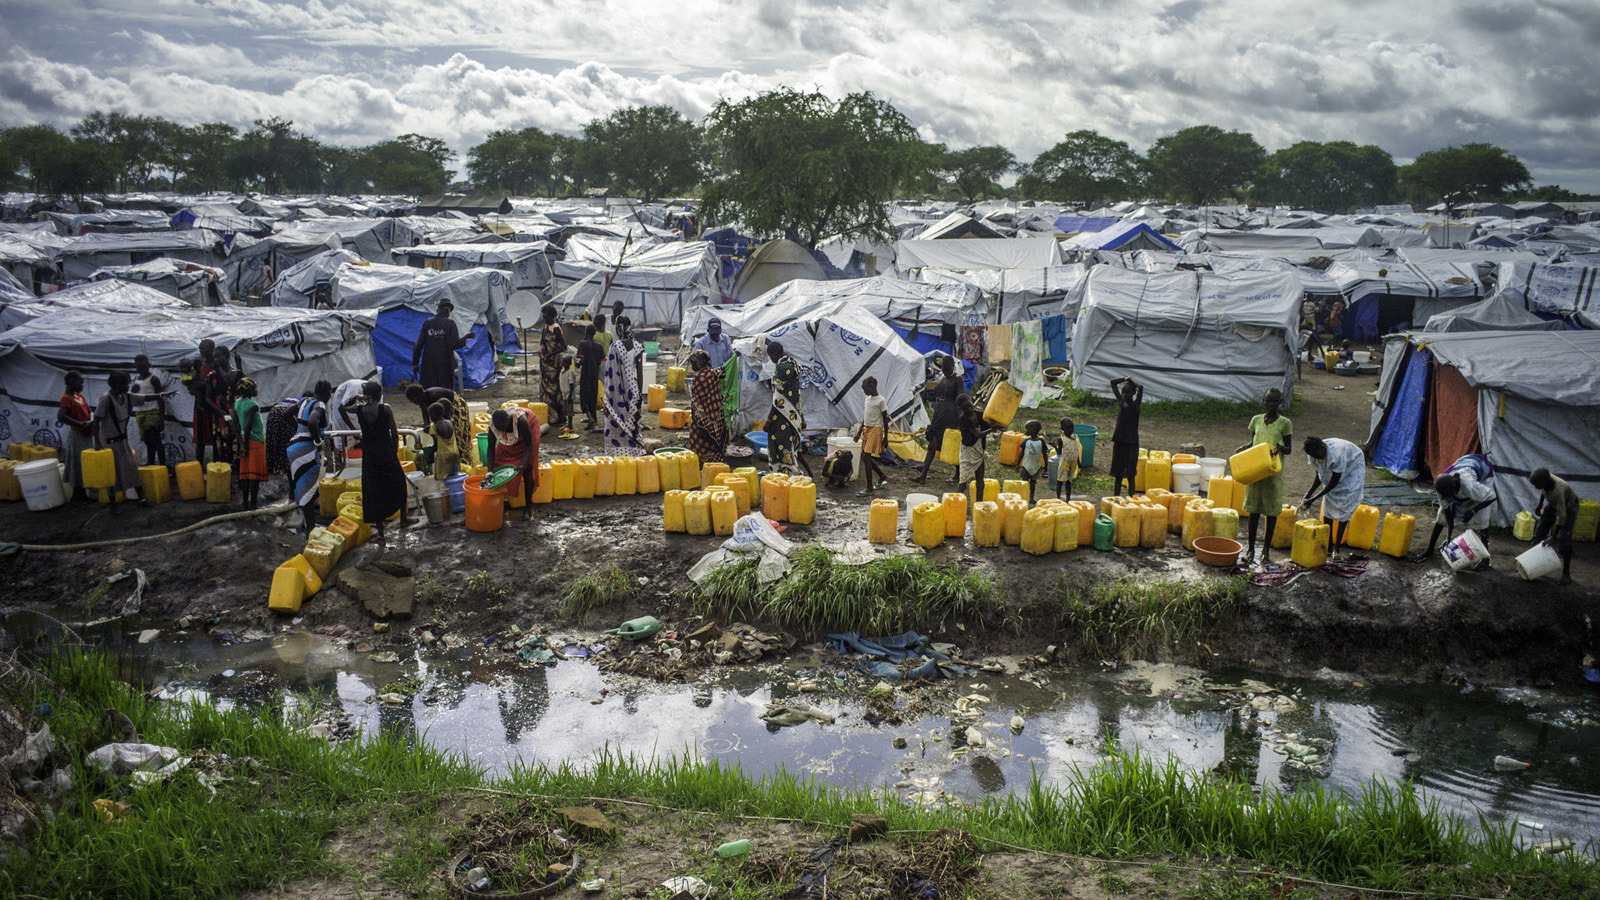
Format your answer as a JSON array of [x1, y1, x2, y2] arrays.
[[860, 377, 889, 492], [955, 395, 1000, 505], [1053, 417, 1081, 500], [1019, 419, 1049, 505]]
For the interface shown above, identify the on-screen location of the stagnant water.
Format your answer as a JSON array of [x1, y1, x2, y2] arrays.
[[6, 608, 1598, 850]]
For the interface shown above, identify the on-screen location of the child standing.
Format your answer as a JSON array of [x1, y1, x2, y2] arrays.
[[233, 377, 267, 510], [1053, 417, 1081, 500], [558, 353, 578, 433], [859, 376, 889, 493], [955, 395, 999, 503], [1108, 376, 1143, 496], [1018, 419, 1049, 505]]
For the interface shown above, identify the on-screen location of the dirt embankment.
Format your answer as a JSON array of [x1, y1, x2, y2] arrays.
[[3, 362, 1595, 686]]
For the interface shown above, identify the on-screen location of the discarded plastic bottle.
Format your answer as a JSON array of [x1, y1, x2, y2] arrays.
[[1494, 755, 1531, 770], [715, 839, 752, 857], [466, 866, 489, 890]]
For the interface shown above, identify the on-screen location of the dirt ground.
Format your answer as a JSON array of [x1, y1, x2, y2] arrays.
[[234, 791, 1344, 900], [2, 356, 1597, 688]]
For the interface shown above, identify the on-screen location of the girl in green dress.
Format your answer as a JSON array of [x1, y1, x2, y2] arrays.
[[1238, 388, 1293, 566]]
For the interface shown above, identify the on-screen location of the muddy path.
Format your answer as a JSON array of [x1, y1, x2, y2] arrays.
[[3, 359, 1597, 687]]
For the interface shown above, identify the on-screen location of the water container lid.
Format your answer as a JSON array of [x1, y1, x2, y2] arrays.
[[1172, 463, 1202, 473], [14, 459, 59, 474]]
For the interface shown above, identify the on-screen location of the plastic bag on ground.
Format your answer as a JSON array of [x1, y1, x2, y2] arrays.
[[723, 513, 792, 556], [688, 548, 740, 583], [85, 743, 181, 777]]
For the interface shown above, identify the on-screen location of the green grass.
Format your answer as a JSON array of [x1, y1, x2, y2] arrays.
[[6, 653, 1598, 900], [686, 546, 998, 635], [1057, 576, 1247, 662], [561, 566, 639, 620]]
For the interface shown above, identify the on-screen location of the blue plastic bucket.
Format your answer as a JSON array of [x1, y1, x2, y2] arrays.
[[445, 473, 468, 514]]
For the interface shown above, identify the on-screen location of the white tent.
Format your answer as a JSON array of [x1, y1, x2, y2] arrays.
[[893, 236, 1063, 273], [0, 291, 376, 460], [390, 242, 562, 295], [0, 279, 189, 331], [1069, 266, 1302, 402], [916, 264, 1088, 323], [727, 305, 931, 434], [1181, 230, 1325, 252], [548, 236, 719, 327], [51, 230, 241, 283], [729, 240, 827, 302], [681, 276, 985, 344], [83, 258, 230, 306], [273, 260, 511, 388], [1494, 260, 1600, 322]]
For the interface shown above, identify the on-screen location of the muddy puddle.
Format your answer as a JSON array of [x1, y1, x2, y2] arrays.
[[6, 607, 1598, 849]]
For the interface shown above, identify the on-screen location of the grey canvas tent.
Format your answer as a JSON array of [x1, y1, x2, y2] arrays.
[[0, 288, 376, 461], [1366, 328, 1600, 524], [1069, 266, 1302, 402], [729, 239, 827, 302]]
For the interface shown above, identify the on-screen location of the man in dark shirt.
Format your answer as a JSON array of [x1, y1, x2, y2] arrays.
[[575, 324, 605, 432], [412, 300, 465, 391]]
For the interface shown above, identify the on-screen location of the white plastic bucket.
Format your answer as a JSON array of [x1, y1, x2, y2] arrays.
[[16, 459, 66, 511], [641, 361, 656, 388], [1515, 543, 1561, 581], [1441, 529, 1489, 572], [1172, 463, 1203, 495], [1353, 351, 1372, 363], [826, 433, 864, 482], [1198, 457, 1226, 482]]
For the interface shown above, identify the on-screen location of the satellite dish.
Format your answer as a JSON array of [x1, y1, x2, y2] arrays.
[[506, 289, 542, 326]]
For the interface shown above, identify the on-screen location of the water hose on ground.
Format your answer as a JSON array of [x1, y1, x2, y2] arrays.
[[11, 501, 296, 553]]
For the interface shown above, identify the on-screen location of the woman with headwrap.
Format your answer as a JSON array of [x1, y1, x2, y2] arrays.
[[602, 316, 647, 456], [287, 381, 332, 533], [538, 304, 569, 434], [763, 341, 812, 477], [686, 349, 727, 464]]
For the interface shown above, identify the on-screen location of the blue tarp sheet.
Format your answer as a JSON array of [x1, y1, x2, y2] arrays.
[[1041, 313, 1068, 365], [891, 326, 977, 391], [825, 631, 967, 680], [1344, 297, 1381, 341], [702, 227, 756, 282], [1372, 347, 1430, 476], [372, 307, 497, 388]]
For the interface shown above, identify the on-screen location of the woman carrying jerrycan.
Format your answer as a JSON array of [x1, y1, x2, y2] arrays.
[[1238, 388, 1293, 568]]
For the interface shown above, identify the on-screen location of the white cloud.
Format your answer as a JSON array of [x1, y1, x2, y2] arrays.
[[3, 0, 1598, 187]]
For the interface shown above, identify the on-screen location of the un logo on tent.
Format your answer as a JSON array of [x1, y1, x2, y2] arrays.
[[31, 428, 61, 449], [0, 410, 9, 443], [254, 327, 293, 350]]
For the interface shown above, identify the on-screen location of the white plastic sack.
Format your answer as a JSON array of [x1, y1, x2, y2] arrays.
[[722, 514, 792, 556], [85, 743, 180, 776], [688, 548, 739, 583]]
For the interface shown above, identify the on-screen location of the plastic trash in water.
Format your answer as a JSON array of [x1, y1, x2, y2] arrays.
[[1494, 755, 1531, 770], [715, 839, 752, 857]]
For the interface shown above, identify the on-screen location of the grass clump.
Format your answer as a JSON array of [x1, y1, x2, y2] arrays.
[[1057, 576, 1246, 661], [688, 546, 996, 635], [561, 566, 639, 620]]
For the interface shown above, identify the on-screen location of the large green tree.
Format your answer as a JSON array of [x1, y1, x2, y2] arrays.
[[1018, 129, 1146, 204], [702, 88, 923, 248], [71, 111, 172, 190], [1252, 140, 1397, 211], [360, 133, 454, 194], [228, 117, 324, 194], [1146, 125, 1264, 204], [174, 123, 239, 192], [943, 145, 1015, 202], [467, 127, 561, 195], [1400, 142, 1532, 204], [579, 105, 703, 201]]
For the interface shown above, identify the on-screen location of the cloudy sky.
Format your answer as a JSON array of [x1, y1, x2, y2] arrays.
[[3, 0, 1598, 189]]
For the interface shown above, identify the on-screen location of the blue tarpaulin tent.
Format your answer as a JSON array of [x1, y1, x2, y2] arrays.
[[1052, 216, 1120, 234], [1370, 346, 1430, 478], [369, 307, 497, 389]]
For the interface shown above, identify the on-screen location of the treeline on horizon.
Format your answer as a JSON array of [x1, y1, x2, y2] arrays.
[[2, 88, 1593, 246]]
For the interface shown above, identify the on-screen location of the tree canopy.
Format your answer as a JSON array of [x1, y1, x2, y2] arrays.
[[1017, 129, 1145, 205], [942, 145, 1015, 202], [702, 88, 923, 248], [1400, 142, 1533, 204], [1252, 140, 1397, 212], [579, 105, 704, 202], [1146, 125, 1265, 205]]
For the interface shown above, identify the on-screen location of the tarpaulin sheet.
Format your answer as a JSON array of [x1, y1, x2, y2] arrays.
[[682, 276, 983, 340], [1371, 346, 1430, 478], [1425, 364, 1480, 478], [894, 236, 1062, 272], [1495, 261, 1600, 319], [370, 307, 495, 389]]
